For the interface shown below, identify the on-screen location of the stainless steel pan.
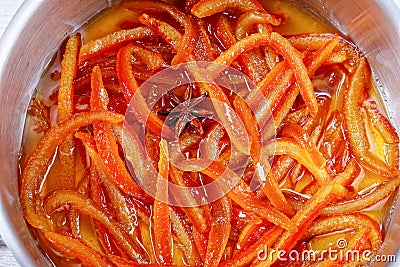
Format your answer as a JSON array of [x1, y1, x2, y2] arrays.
[[0, 0, 399, 265]]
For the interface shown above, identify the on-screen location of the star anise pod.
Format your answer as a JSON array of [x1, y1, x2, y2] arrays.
[[166, 89, 214, 137]]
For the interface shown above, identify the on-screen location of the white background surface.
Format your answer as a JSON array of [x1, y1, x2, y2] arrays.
[[0, 0, 24, 38]]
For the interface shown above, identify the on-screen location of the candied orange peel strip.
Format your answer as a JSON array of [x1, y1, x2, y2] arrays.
[[235, 10, 280, 40], [320, 174, 400, 216], [281, 123, 327, 171], [124, 0, 196, 65], [153, 139, 173, 264], [233, 95, 262, 162], [191, 0, 264, 18], [234, 10, 279, 83], [214, 14, 237, 49], [232, 96, 294, 216], [44, 190, 148, 263], [264, 137, 330, 185], [204, 197, 231, 267], [252, 159, 359, 266], [59, 34, 81, 122], [20, 111, 124, 230], [109, 254, 171, 267], [91, 66, 150, 201], [364, 100, 400, 169], [169, 207, 202, 265], [210, 32, 318, 115], [220, 226, 283, 266], [255, 159, 296, 217], [311, 227, 371, 267], [139, 13, 183, 54], [179, 159, 295, 231], [58, 34, 81, 190], [79, 27, 155, 63], [288, 33, 360, 66], [343, 57, 394, 176], [306, 34, 339, 77], [76, 131, 145, 246], [191, 70, 251, 155], [302, 213, 382, 251], [116, 43, 173, 138], [44, 232, 113, 267], [169, 166, 210, 233]]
